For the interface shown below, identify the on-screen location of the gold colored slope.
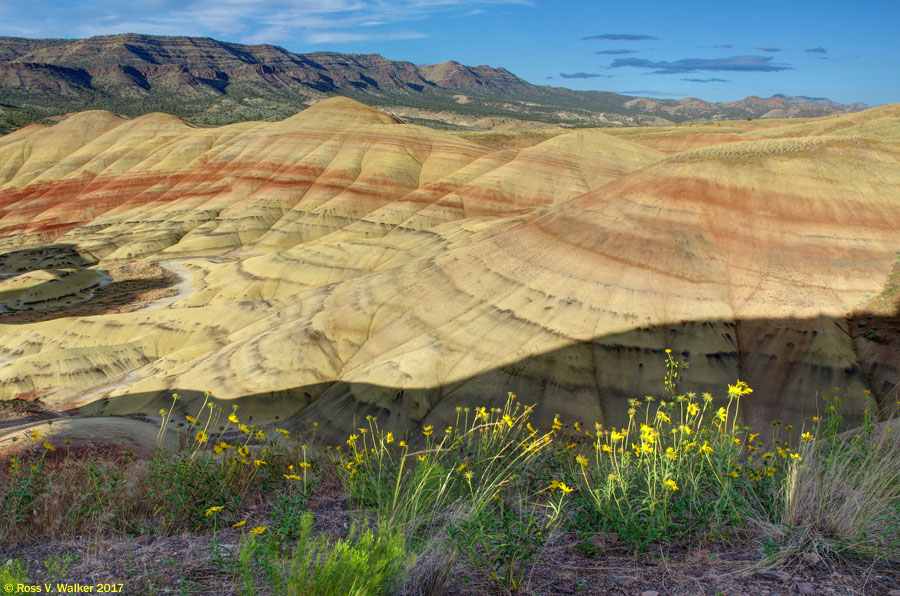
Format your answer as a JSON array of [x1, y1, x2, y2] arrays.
[[0, 99, 897, 446]]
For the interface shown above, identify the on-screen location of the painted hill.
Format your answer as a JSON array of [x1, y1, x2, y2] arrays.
[[0, 97, 897, 448], [0, 34, 866, 134]]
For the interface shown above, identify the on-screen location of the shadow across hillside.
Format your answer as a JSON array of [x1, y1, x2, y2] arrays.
[[0, 244, 93, 273], [0, 261, 178, 324], [75, 307, 900, 447]]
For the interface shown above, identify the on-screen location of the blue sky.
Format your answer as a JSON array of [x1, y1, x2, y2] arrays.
[[1, 0, 897, 105]]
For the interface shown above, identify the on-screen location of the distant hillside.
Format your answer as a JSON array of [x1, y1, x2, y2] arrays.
[[0, 34, 866, 133]]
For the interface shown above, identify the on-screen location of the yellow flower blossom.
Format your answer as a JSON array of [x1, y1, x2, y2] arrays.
[[664, 478, 678, 492], [229, 413, 239, 424], [42, 441, 56, 452], [727, 380, 753, 398], [29, 428, 43, 441], [699, 441, 713, 456], [422, 425, 434, 437], [253, 459, 267, 467], [283, 474, 301, 480], [233, 520, 246, 528], [575, 454, 588, 468], [665, 447, 677, 461], [385, 432, 394, 444], [801, 431, 814, 442], [503, 415, 514, 428], [276, 428, 290, 438], [196, 430, 209, 444], [239, 424, 250, 434], [255, 430, 268, 440], [399, 440, 408, 448], [204, 506, 224, 517], [251, 525, 267, 535], [687, 403, 700, 417]]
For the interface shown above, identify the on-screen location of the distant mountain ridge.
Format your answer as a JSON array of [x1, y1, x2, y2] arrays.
[[0, 33, 866, 133]]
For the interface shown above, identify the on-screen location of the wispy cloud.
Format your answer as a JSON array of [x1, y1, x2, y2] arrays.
[[305, 31, 426, 44], [559, 72, 612, 78], [609, 55, 792, 74], [582, 33, 657, 41], [805, 47, 827, 53], [0, 0, 533, 46], [594, 49, 637, 55], [682, 77, 730, 83], [713, 44, 734, 49], [752, 45, 781, 52]]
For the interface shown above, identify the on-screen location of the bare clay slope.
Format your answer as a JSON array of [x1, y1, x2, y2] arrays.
[[0, 99, 898, 447]]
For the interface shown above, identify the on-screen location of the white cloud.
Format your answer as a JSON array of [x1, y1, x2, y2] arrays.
[[305, 30, 426, 44], [1, 0, 529, 46]]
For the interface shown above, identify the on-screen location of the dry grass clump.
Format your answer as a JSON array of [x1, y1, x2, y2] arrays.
[[753, 393, 900, 565]]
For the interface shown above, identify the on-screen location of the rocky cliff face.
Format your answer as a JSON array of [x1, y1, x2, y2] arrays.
[[0, 34, 865, 134]]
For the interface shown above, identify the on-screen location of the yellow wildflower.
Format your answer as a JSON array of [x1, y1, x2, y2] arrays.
[[204, 506, 224, 517], [347, 434, 358, 446], [239, 424, 250, 434], [801, 431, 814, 442], [251, 526, 267, 536], [233, 520, 246, 528], [418, 455, 427, 462], [700, 441, 713, 456], [229, 413, 239, 424], [664, 478, 678, 492], [43, 441, 56, 452], [385, 432, 394, 444], [422, 425, 434, 437], [29, 428, 43, 441], [253, 459, 267, 467], [196, 430, 209, 444], [687, 403, 700, 417], [503, 415, 514, 428], [283, 474, 301, 480], [555, 482, 573, 493], [399, 440, 408, 448], [575, 454, 588, 468], [276, 428, 290, 438], [255, 430, 268, 440], [727, 380, 753, 398], [665, 447, 677, 461]]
